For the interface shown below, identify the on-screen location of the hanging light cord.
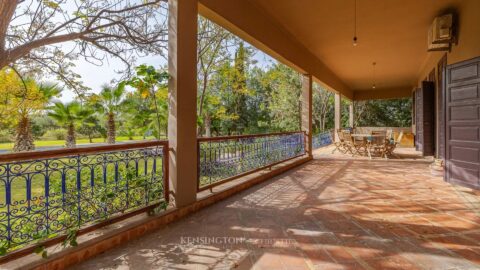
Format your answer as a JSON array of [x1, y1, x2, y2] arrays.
[[353, 0, 358, 46], [372, 62, 376, 89], [354, 0, 357, 37]]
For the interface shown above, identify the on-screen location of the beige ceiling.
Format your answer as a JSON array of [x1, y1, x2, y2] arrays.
[[249, 0, 461, 91]]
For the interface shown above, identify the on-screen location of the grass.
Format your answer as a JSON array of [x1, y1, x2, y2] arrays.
[[0, 136, 168, 252], [1, 158, 163, 205], [0, 136, 155, 151], [0, 136, 160, 205], [0, 136, 160, 206], [0, 157, 165, 252]]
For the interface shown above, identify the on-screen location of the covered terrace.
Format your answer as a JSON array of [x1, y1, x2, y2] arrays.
[[73, 158, 480, 269], [1, 0, 480, 269]]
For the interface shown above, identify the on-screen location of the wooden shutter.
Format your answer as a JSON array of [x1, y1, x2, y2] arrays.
[[415, 82, 435, 156], [445, 57, 480, 189]]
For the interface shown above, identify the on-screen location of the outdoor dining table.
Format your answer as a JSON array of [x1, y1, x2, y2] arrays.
[[351, 133, 386, 139], [350, 133, 387, 159]]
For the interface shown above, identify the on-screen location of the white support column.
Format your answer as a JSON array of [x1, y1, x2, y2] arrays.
[[168, 0, 198, 207], [334, 93, 342, 141], [301, 74, 313, 157], [349, 101, 354, 128]]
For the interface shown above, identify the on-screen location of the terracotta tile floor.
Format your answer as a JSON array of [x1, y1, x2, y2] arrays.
[[74, 158, 480, 270]]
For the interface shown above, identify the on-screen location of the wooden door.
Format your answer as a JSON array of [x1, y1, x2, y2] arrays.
[[437, 54, 447, 160], [445, 57, 480, 189], [428, 69, 437, 155], [415, 88, 423, 151], [415, 81, 435, 156]]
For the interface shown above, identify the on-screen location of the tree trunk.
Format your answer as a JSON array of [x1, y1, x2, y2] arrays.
[[13, 116, 35, 152], [88, 134, 93, 143], [107, 113, 115, 144], [150, 88, 162, 139], [321, 115, 326, 132], [197, 73, 209, 135], [65, 123, 76, 148], [0, 2, 19, 56], [205, 114, 212, 137]]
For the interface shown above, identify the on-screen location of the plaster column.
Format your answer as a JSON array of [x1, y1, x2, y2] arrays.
[[301, 74, 313, 157], [168, 0, 198, 207], [334, 93, 342, 141], [349, 102, 354, 128]]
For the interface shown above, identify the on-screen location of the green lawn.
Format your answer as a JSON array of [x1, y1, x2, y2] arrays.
[[0, 136, 155, 151], [0, 155, 165, 253]]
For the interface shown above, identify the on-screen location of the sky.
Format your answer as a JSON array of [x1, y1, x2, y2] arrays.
[[60, 45, 167, 101], [60, 41, 276, 102]]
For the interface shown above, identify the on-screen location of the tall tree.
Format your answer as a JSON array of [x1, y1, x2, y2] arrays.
[[266, 64, 302, 132], [126, 65, 169, 138], [48, 101, 92, 148], [200, 93, 230, 137], [341, 99, 351, 128], [122, 91, 156, 139], [353, 100, 368, 127], [196, 17, 236, 136], [78, 114, 105, 143], [0, 0, 168, 95], [243, 67, 272, 134], [221, 42, 254, 134], [312, 83, 334, 133], [90, 82, 127, 144], [354, 98, 412, 127], [0, 68, 61, 151]]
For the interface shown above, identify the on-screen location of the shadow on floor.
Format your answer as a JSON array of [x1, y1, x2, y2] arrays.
[[73, 159, 480, 270]]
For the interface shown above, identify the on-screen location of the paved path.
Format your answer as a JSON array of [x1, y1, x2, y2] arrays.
[[74, 158, 480, 270]]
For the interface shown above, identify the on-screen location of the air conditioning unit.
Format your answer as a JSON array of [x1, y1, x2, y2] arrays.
[[427, 14, 455, 52]]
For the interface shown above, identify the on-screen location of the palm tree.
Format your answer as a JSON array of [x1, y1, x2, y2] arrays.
[[78, 114, 104, 143], [48, 102, 92, 148], [122, 92, 155, 139], [13, 81, 62, 152], [92, 83, 127, 144]]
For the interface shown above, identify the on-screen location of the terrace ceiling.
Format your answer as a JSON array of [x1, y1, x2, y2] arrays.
[[200, 0, 462, 100]]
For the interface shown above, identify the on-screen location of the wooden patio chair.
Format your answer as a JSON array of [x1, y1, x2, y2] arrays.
[[385, 131, 403, 157], [342, 131, 363, 156], [354, 136, 369, 156], [368, 133, 388, 158], [332, 129, 346, 154], [386, 129, 394, 140]]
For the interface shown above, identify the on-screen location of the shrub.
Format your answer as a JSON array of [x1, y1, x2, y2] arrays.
[[31, 115, 57, 139], [42, 129, 67, 141], [0, 129, 13, 143]]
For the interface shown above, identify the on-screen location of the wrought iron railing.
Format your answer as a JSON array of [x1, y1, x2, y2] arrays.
[[0, 141, 168, 256], [197, 132, 306, 191], [312, 130, 333, 149]]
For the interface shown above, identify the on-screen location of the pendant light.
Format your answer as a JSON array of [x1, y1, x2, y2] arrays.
[[353, 0, 358, 46], [372, 62, 377, 89]]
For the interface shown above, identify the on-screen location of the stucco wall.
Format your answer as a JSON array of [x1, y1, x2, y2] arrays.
[[417, 0, 480, 85], [413, 0, 480, 156]]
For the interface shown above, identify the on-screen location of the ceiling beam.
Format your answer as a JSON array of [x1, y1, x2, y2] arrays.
[[198, 0, 353, 99], [353, 87, 412, 101]]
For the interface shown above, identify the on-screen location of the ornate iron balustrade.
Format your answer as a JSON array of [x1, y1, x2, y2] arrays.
[[0, 141, 168, 256], [198, 132, 306, 191], [313, 130, 333, 149]]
